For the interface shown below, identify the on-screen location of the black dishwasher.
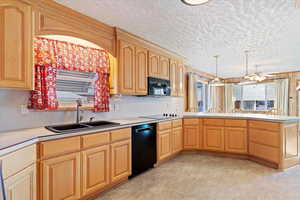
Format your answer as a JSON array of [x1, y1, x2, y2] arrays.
[[130, 123, 156, 178]]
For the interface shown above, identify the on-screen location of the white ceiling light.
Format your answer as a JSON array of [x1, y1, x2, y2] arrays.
[[181, 0, 210, 6]]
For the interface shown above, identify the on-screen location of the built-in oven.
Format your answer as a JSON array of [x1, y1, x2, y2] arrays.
[[148, 77, 171, 96]]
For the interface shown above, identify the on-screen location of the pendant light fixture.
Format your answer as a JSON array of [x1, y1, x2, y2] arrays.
[[181, 0, 210, 6], [210, 55, 223, 86], [243, 50, 250, 80]]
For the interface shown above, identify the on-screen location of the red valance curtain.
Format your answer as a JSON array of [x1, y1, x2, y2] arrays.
[[28, 37, 110, 112]]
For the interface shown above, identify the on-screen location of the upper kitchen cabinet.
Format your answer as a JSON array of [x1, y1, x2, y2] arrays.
[[170, 59, 184, 97], [117, 39, 148, 95], [135, 46, 148, 95], [0, 0, 33, 90], [149, 53, 170, 80], [118, 40, 136, 94], [159, 56, 170, 80], [148, 51, 160, 78]]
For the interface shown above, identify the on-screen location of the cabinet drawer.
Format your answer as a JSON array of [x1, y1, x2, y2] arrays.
[[172, 119, 182, 128], [249, 129, 280, 147], [204, 118, 225, 126], [158, 121, 172, 131], [1, 144, 36, 179], [111, 128, 131, 143], [225, 119, 247, 127], [248, 120, 280, 132], [249, 142, 279, 163], [40, 137, 81, 159], [81, 132, 110, 149], [183, 118, 199, 125]]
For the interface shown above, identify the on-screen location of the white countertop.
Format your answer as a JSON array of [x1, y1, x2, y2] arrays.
[[183, 112, 300, 122], [0, 117, 177, 156], [0, 113, 299, 156]]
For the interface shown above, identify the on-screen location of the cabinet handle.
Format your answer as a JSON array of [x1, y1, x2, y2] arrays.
[[0, 161, 6, 200]]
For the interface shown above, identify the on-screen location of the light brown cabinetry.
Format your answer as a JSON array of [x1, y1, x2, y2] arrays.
[[118, 40, 135, 94], [135, 47, 148, 94], [159, 56, 170, 80], [225, 127, 247, 153], [118, 40, 148, 95], [148, 51, 160, 78], [248, 120, 281, 164], [157, 120, 183, 162], [203, 126, 225, 151], [1, 145, 37, 200], [170, 60, 184, 97], [82, 145, 110, 196], [149, 52, 170, 80], [183, 118, 200, 149], [4, 164, 36, 200], [158, 129, 172, 160], [172, 126, 183, 153], [202, 119, 247, 153], [41, 152, 81, 200], [39, 128, 132, 199], [111, 139, 131, 183], [0, 0, 33, 90]]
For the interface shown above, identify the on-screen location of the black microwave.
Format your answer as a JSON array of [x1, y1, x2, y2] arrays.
[[148, 77, 171, 96]]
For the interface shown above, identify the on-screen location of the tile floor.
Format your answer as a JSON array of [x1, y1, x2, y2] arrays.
[[95, 154, 300, 200]]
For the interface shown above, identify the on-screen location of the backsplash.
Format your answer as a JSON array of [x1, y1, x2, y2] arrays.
[[0, 90, 184, 132]]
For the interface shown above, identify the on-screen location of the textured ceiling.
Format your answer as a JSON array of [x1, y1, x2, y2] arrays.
[[54, 0, 300, 78]]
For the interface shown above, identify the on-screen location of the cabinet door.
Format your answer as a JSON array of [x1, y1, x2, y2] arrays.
[[157, 129, 172, 161], [172, 127, 183, 154], [225, 127, 248, 154], [159, 56, 170, 80], [4, 164, 36, 200], [135, 47, 148, 95], [118, 40, 135, 94], [0, 0, 33, 90], [82, 145, 110, 197], [170, 60, 177, 96], [111, 140, 131, 183], [148, 51, 160, 78], [41, 153, 81, 200], [183, 125, 199, 149], [203, 126, 225, 151], [177, 62, 184, 97]]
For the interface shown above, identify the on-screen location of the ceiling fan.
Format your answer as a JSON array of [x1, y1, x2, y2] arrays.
[[244, 65, 275, 82]]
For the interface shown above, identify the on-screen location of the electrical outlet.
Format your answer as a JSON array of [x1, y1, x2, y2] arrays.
[[114, 104, 120, 112], [21, 104, 29, 115]]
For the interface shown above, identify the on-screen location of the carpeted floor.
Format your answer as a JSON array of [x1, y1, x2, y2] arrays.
[[95, 154, 300, 200]]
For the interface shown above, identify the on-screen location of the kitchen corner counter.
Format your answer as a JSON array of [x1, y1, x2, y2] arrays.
[[183, 112, 300, 123], [0, 117, 179, 156]]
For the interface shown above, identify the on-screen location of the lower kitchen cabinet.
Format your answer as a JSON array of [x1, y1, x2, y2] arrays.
[[172, 127, 183, 153], [4, 164, 36, 200], [82, 145, 110, 196], [203, 126, 225, 151], [41, 152, 81, 200], [225, 127, 248, 154], [111, 139, 132, 183], [183, 125, 199, 149], [157, 129, 172, 161]]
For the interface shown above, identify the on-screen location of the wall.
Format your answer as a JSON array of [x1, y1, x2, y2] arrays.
[[0, 90, 184, 132]]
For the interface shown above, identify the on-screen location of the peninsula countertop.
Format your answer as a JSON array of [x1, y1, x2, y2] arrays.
[[0, 113, 299, 156], [183, 112, 300, 123]]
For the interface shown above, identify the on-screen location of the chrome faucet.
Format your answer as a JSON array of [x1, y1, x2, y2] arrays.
[[76, 99, 83, 124]]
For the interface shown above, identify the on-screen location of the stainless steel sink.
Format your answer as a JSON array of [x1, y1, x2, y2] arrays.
[[45, 121, 120, 133], [81, 121, 120, 127]]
